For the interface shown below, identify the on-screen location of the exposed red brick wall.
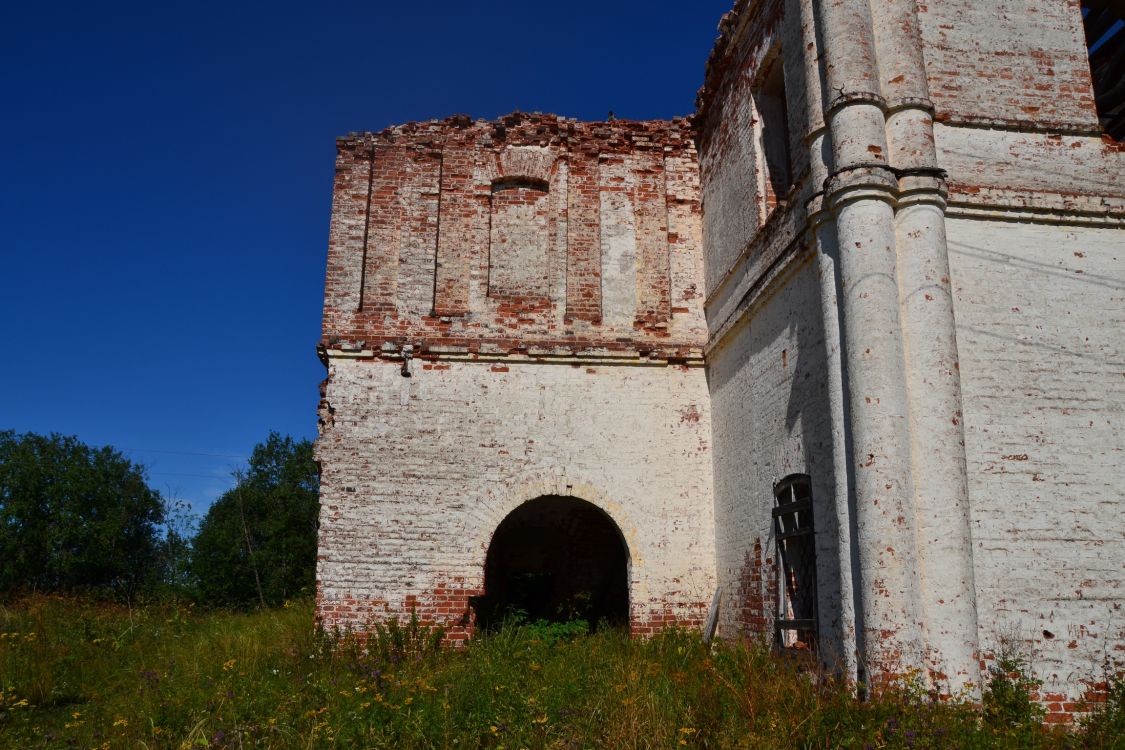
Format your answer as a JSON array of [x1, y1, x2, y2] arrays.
[[734, 538, 778, 638], [322, 113, 705, 361], [316, 579, 483, 648], [917, 0, 1100, 133]]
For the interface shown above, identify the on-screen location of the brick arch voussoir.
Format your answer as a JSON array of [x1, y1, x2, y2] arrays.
[[470, 471, 642, 576]]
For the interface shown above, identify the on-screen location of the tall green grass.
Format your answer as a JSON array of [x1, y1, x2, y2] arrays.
[[0, 596, 1120, 749]]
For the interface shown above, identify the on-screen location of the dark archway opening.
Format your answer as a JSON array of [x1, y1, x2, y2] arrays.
[[475, 495, 629, 631]]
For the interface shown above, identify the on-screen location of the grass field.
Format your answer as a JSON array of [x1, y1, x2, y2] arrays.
[[0, 596, 1121, 749]]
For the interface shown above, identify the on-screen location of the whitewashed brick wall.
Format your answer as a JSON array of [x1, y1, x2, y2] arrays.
[[316, 357, 716, 641]]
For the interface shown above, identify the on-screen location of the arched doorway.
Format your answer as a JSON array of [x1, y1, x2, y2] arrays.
[[476, 495, 629, 630]]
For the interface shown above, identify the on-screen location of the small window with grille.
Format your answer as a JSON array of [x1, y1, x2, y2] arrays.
[[773, 474, 817, 652]]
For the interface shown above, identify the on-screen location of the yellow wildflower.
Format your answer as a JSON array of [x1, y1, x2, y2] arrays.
[[113, 718, 129, 728], [532, 714, 548, 725], [223, 659, 236, 671]]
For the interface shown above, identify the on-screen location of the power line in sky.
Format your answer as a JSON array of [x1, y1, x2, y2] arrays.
[[122, 447, 247, 460]]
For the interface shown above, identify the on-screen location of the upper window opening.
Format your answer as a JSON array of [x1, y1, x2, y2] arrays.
[[755, 59, 793, 217], [773, 474, 817, 653], [1082, 0, 1125, 140], [488, 178, 550, 299], [491, 177, 549, 193]]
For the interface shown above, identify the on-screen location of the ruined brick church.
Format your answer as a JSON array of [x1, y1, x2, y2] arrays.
[[314, 0, 1124, 715]]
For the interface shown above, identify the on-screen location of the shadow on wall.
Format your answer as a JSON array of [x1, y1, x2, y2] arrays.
[[472, 495, 630, 631], [704, 246, 857, 671]]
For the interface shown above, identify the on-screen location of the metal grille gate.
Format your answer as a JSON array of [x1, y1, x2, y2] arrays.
[[773, 475, 817, 651]]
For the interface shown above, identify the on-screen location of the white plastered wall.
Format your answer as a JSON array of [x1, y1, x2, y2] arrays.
[[708, 256, 854, 667], [316, 357, 717, 632], [948, 218, 1125, 694]]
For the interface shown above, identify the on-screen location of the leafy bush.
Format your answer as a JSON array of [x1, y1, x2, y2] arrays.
[[1081, 671, 1125, 748], [983, 647, 1047, 732]]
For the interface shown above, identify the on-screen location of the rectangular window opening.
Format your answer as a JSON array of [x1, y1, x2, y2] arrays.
[[773, 474, 817, 654], [1082, 0, 1125, 141], [755, 59, 794, 217]]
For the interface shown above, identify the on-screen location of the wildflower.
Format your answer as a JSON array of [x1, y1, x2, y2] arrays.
[[532, 714, 548, 725], [113, 718, 129, 728], [490, 725, 499, 734], [679, 727, 697, 735], [223, 659, 236, 671]]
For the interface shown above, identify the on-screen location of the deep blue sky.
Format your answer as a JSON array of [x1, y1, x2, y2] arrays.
[[0, 1, 731, 518]]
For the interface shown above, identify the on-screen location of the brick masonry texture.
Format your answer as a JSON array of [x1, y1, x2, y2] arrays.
[[322, 114, 705, 361], [317, 113, 714, 643], [687, 0, 1125, 720], [316, 359, 716, 643], [317, 0, 1125, 722], [948, 219, 1125, 707]]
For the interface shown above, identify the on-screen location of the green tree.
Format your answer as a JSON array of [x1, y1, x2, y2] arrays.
[[191, 432, 319, 608], [0, 430, 166, 597]]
